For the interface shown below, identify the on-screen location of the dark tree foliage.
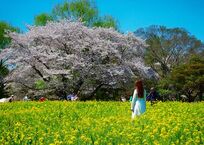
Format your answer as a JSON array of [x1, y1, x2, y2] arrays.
[[159, 55, 204, 102], [0, 60, 9, 98]]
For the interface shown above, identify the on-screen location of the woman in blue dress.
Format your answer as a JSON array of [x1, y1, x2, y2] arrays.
[[131, 80, 146, 119]]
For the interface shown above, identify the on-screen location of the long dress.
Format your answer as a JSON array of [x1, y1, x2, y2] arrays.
[[131, 89, 146, 118]]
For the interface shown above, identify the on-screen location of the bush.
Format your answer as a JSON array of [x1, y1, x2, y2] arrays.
[[34, 80, 47, 90]]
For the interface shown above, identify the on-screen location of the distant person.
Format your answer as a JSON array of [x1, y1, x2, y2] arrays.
[[121, 96, 126, 102], [71, 93, 78, 101], [9, 95, 14, 102], [67, 93, 74, 101], [147, 87, 159, 105], [131, 80, 146, 119], [23, 96, 30, 101], [39, 97, 46, 102], [0, 95, 14, 103], [71, 94, 75, 101], [129, 95, 133, 102]]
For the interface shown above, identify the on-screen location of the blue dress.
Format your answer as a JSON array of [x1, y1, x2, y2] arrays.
[[131, 89, 146, 118]]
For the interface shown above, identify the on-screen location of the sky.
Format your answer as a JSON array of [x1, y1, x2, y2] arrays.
[[0, 0, 204, 41]]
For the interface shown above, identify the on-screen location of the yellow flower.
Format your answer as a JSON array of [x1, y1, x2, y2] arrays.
[[153, 140, 160, 145], [153, 128, 158, 134]]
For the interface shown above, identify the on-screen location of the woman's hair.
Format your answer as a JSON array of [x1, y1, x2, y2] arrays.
[[135, 80, 144, 98]]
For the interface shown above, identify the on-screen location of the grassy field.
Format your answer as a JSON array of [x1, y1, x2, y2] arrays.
[[0, 101, 203, 145]]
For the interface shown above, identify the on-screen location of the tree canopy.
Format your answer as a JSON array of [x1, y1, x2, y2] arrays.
[[0, 21, 19, 50], [159, 55, 204, 102], [134, 25, 204, 78], [34, 13, 53, 26], [0, 20, 154, 100], [34, 0, 118, 30]]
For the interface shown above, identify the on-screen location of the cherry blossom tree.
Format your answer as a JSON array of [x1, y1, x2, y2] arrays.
[[0, 20, 155, 100]]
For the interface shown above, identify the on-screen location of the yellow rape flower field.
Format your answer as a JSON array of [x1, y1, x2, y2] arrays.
[[0, 101, 203, 145]]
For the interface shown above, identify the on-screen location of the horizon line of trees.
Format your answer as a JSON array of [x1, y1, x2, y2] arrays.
[[0, 0, 203, 102]]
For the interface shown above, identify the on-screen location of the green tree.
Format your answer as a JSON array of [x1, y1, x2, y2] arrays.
[[0, 21, 19, 50], [135, 25, 203, 78], [34, 0, 118, 29], [0, 60, 9, 98], [34, 13, 53, 26], [52, 0, 98, 22], [159, 55, 204, 102], [93, 15, 118, 29]]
